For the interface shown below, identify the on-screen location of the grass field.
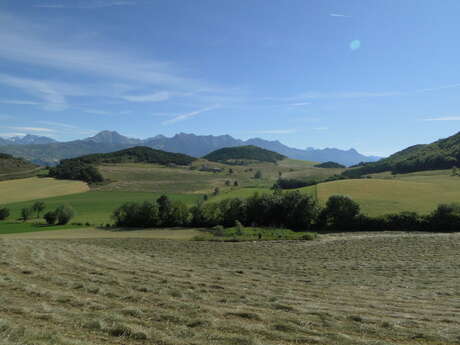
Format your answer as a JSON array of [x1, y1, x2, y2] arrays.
[[95, 159, 340, 194], [0, 232, 459, 345], [2, 191, 203, 226], [300, 170, 460, 216], [0, 227, 201, 240], [0, 177, 89, 204]]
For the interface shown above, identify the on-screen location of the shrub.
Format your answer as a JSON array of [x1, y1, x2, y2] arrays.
[[235, 220, 244, 235], [0, 207, 10, 220], [254, 170, 263, 179], [300, 232, 317, 241], [44, 211, 58, 225], [55, 205, 75, 225]]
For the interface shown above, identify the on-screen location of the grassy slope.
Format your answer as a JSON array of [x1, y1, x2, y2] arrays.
[[95, 158, 341, 194], [0, 233, 458, 345], [2, 191, 202, 226], [301, 169, 460, 216], [0, 177, 89, 204]]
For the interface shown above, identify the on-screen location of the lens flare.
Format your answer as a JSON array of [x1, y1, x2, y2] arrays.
[[350, 40, 361, 51]]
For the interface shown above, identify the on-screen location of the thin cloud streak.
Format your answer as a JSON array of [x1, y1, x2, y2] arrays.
[[3, 126, 56, 133], [0, 74, 68, 111], [0, 13, 208, 90], [250, 129, 297, 134], [162, 105, 219, 125], [34, 1, 137, 9], [329, 13, 350, 18], [422, 116, 460, 121], [122, 91, 171, 103], [0, 99, 41, 105]]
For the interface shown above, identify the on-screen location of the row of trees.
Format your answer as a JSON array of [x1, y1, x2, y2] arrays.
[[112, 192, 460, 232], [0, 201, 75, 225]]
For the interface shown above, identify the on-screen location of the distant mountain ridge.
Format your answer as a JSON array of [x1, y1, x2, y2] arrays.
[[0, 130, 381, 166], [0, 134, 57, 146]]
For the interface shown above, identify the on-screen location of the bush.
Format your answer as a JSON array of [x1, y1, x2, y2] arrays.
[[254, 170, 263, 179], [55, 205, 75, 225], [0, 207, 10, 220], [300, 232, 318, 241], [44, 211, 58, 225]]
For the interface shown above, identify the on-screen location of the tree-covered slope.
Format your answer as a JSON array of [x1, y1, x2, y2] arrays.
[[0, 153, 37, 174], [343, 131, 460, 177], [69, 146, 196, 166], [49, 147, 196, 183], [203, 145, 285, 163], [314, 161, 346, 169]]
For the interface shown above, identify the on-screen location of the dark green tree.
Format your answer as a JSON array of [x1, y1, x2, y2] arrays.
[[44, 211, 58, 225], [21, 207, 33, 222], [320, 195, 360, 230], [55, 205, 75, 225], [32, 201, 46, 219], [0, 207, 10, 220]]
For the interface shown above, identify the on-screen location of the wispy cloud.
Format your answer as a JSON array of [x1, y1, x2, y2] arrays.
[[122, 91, 171, 103], [0, 99, 41, 105], [422, 116, 460, 121], [0, 132, 26, 138], [249, 129, 297, 134], [0, 74, 68, 111], [83, 109, 111, 115], [3, 126, 56, 133], [0, 13, 207, 90], [416, 84, 460, 93], [162, 105, 219, 125], [329, 13, 350, 18], [313, 126, 329, 131], [300, 91, 402, 99], [34, 1, 137, 9], [289, 102, 311, 106]]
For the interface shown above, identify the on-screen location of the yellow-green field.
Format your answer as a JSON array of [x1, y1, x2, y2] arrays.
[[0, 231, 459, 345], [0, 177, 89, 204], [303, 170, 460, 216], [95, 158, 340, 194]]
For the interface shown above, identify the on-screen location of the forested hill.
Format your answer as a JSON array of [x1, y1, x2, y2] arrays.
[[343, 131, 460, 177], [49, 147, 196, 184], [66, 146, 196, 166], [0, 153, 37, 174], [204, 145, 285, 163]]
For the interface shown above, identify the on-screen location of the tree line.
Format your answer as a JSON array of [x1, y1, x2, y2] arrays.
[[0, 201, 75, 225], [111, 192, 460, 232]]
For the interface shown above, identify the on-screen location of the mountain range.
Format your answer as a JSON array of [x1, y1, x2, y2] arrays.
[[0, 131, 381, 166]]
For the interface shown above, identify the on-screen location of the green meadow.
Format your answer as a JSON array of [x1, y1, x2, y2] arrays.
[[300, 169, 460, 216], [2, 191, 203, 227]]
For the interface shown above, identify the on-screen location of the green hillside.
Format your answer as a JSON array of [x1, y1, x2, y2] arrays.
[[67, 146, 196, 166], [344, 131, 460, 177], [49, 146, 197, 183], [314, 161, 346, 168], [203, 145, 285, 163], [0, 153, 39, 181]]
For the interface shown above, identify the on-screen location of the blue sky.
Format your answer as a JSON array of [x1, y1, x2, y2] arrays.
[[1, 0, 460, 156]]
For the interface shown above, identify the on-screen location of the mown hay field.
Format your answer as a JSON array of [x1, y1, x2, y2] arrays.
[[0, 177, 89, 204], [0, 232, 459, 345]]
